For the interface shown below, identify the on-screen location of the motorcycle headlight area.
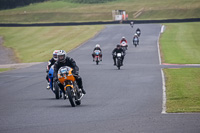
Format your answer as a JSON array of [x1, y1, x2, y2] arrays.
[[117, 53, 122, 57], [59, 68, 69, 77]]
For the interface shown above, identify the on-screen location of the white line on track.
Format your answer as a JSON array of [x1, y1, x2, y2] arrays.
[[161, 69, 167, 114], [157, 25, 167, 114]]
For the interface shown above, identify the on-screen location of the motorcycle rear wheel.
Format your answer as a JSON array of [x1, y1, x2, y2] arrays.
[[54, 82, 60, 99], [66, 87, 76, 107]]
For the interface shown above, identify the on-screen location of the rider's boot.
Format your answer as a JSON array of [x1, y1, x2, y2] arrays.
[[114, 61, 116, 66], [46, 83, 50, 90], [81, 87, 86, 94]]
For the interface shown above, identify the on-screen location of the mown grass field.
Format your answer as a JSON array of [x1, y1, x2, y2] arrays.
[[0, 0, 199, 23], [160, 22, 200, 113], [160, 22, 200, 64], [164, 68, 200, 113], [0, 25, 104, 62]]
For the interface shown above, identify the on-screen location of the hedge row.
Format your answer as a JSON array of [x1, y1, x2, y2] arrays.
[[66, 0, 116, 4], [0, 0, 47, 10]]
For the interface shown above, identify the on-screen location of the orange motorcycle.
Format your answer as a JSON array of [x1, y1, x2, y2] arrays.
[[58, 66, 83, 107]]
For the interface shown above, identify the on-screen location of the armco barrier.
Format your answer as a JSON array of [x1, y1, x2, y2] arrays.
[[0, 18, 200, 27]]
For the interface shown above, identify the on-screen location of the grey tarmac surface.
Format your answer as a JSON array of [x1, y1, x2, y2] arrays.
[[0, 24, 200, 133]]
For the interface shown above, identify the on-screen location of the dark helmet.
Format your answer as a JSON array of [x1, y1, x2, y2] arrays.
[[117, 44, 121, 48]]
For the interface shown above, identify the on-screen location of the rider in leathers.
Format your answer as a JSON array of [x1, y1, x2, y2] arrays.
[[46, 50, 59, 89], [112, 44, 125, 66], [92, 44, 102, 61], [53, 50, 86, 95]]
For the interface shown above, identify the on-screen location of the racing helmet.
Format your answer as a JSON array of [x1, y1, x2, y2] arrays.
[[122, 36, 125, 39], [117, 44, 121, 48], [53, 50, 59, 61], [57, 50, 67, 63], [95, 44, 100, 48]]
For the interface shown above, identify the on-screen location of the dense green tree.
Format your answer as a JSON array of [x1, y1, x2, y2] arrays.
[[0, 0, 46, 10], [67, 0, 116, 4]]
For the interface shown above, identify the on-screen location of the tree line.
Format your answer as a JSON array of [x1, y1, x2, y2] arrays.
[[65, 0, 116, 4], [0, 0, 117, 10], [0, 0, 47, 10]]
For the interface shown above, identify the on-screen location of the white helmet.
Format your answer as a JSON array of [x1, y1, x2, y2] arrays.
[[122, 36, 125, 39], [95, 44, 100, 48], [53, 50, 59, 61], [57, 50, 67, 63], [134, 33, 138, 36]]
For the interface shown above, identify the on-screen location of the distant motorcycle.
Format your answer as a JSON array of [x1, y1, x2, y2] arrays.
[[94, 50, 101, 65], [58, 66, 83, 107], [48, 65, 62, 99], [120, 41, 128, 51], [115, 53, 123, 70], [130, 21, 134, 28], [136, 30, 141, 37], [133, 37, 139, 47]]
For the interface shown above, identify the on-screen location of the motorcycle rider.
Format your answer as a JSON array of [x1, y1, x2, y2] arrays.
[[112, 44, 125, 66], [133, 33, 139, 44], [120, 37, 127, 44], [130, 21, 134, 28], [46, 50, 59, 90], [136, 28, 141, 36], [92, 44, 102, 61], [53, 50, 86, 95], [136, 28, 141, 33]]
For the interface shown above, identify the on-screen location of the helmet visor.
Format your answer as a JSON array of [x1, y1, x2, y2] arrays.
[[53, 54, 57, 59], [58, 55, 65, 61]]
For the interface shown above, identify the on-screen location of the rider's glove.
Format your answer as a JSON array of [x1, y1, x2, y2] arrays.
[[72, 70, 79, 75]]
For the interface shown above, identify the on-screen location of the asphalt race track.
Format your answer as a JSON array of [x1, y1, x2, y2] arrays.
[[0, 24, 200, 133]]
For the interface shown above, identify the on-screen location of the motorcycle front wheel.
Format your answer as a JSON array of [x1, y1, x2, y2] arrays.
[[117, 59, 121, 70], [96, 60, 99, 65], [66, 86, 76, 107]]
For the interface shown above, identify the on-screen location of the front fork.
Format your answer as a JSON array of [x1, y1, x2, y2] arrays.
[[64, 80, 79, 97]]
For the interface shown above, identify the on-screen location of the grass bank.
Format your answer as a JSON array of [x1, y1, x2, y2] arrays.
[[160, 22, 200, 64], [0, 68, 13, 72], [0, 0, 199, 23], [160, 22, 200, 113], [164, 68, 200, 113], [0, 25, 104, 62]]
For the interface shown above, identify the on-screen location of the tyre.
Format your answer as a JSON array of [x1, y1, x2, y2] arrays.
[[117, 59, 121, 70], [96, 60, 99, 65], [66, 86, 76, 107], [54, 82, 60, 99]]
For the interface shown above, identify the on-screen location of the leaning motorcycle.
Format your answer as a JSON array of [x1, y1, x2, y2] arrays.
[[120, 41, 128, 51], [58, 66, 83, 107], [94, 50, 101, 65], [48, 65, 62, 99]]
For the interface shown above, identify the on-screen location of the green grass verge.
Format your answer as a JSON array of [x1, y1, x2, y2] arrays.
[[160, 22, 200, 113], [0, 25, 104, 62], [0, 0, 199, 23], [0, 68, 13, 72], [160, 22, 200, 64], [164, 68, 200, 113]]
